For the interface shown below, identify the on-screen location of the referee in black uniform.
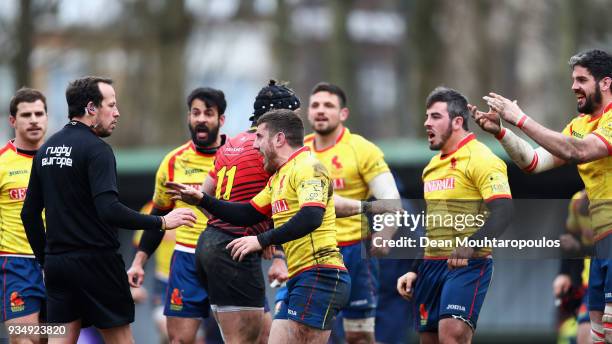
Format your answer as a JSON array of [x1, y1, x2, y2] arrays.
[[21, 76, 197, 344]]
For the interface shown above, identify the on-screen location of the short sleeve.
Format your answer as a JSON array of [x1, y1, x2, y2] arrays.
[[592, 112, 612, 156], [250, 184, 272, 216], [296, 161, 331, 209], [470, 156, 512, 201], [152, 158, 173, 210], [357, 139, 390, 183], [88, 144, 118, 197]]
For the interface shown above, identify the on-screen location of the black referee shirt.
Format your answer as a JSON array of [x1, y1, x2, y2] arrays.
[[25, 121, 121, 255]]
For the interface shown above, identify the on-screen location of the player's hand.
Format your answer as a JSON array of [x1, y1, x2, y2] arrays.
[[268, 257, 288, 284], [397, 272, 417, 300], [262, 245, 275, 260], [468, 104, 502, 136], [127, 263, 145, 288], [482, 93, 525, 126], [367, 200, 404, 215], [447, 247, 474, 270], [162, 208, 197, 229], [559, 234, 581, 253], [165, 181, 204, 205], [552, 274, 572, 298], [130, 286, 149, 304], [227, 236, 263, 261]]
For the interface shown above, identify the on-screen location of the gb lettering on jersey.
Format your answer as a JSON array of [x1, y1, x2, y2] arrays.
[[42, 145, 73, 168]]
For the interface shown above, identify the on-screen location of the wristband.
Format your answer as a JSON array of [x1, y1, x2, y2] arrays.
[[516, 115, 529, 129], [160, 216, 166, 230], [495, 128, 507, 140], [272, 254, 285, 260], [361, 201, 372, 214]]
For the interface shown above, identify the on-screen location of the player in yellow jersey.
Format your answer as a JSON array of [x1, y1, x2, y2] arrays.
[[304, 82, 401, 343], [0, 88, 48, 343], [127, 87, 226, 344], [553, 190, 593, 344], [167, 109, 353, 344], [471, 49, 612, 343], [397, 87, 513, 344]]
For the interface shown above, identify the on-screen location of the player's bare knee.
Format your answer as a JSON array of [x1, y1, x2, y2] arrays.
[[439, 317, 473, 344], [344, 317, 375, 344]]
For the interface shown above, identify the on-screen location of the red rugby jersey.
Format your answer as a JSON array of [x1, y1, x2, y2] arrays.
[[207, 130, 272, 235]]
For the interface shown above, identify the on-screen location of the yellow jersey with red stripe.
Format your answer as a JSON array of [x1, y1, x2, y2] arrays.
[[132, 201, 175, 281], [561, 103, 612, 241], [304, 128, 390, 244], [250, 147, 345, 278], [0, 141, 39, 256], [565, 190, 592, 285], [153, 141, 215, 249], [422, 134, 512, 258]]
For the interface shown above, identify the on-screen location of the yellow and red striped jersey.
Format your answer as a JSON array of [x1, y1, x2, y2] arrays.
[[153, 141, 215, 250], [0, 141, 40, 256], [304, 128, 390, 244], [422, 134, 512, 258], [561, 102, 612, 241], [251, 147, 345, 278]]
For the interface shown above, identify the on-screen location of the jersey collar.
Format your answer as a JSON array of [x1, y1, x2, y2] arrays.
[[585, 101, 612, 123], [7, 140, 37, 158], [311, 127, 347, 153], [277, 146, 310, 171], [440, 133, 476, 160]]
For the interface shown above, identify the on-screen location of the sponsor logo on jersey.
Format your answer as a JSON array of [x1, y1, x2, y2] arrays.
[[571, 130, 584, 139], [8, 169, 28, 177], [170, 288, 183, 311], [424, 177, 455, 193], [446, 304, 466, 312], [272, 199, 290, 215], [8, 188, 27, 201], [288, 309, 297, 316], [10, 291, 25, 312], [332, 178, 345, 190], [184, 168, 204, 176]]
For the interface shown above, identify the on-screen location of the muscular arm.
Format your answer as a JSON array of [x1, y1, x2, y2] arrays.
[[257, 206, 324, 247], [520, 119, 609, 164], [198, 193, 267, 226]]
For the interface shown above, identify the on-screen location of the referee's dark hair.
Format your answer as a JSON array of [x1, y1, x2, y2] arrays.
[[256, 109, 304, 148], [66, 76, 113, 119], [10, 87, 47, 117], [187, 87, 227, 115], [311, 82, 347, 108], [425, 86, 469, 131]]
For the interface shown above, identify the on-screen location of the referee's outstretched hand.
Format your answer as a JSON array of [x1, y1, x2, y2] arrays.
[[163, 208, 197, 229]]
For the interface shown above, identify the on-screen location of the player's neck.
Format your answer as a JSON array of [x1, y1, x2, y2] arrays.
[[314, 125, 344, 151], [275, 145, 303, 169], [593, 94, 612, 115], [13, 136, 43, 151], [72, 115, 95, 127], [441, 130, 470, 156]]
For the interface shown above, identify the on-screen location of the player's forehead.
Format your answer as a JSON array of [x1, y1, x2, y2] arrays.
[[571, 65, 595, 80], [190, 98, 217, 112], [426, 101, 448, 115], [16, 100, 46, 114], [309, 91, 340, 106], [255, 122, 269, 135], [98, 82, 116, 103]]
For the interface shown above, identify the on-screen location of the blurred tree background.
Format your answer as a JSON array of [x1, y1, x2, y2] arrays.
[[1, 0, 612, 146]]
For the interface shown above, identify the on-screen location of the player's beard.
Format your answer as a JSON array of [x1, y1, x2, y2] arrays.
[[189, 123, 219, 148], [313, 119, 340, 136], [577, 83, 602, 114], [262, 146, 278, 174], [429, 122, 453, 151]]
